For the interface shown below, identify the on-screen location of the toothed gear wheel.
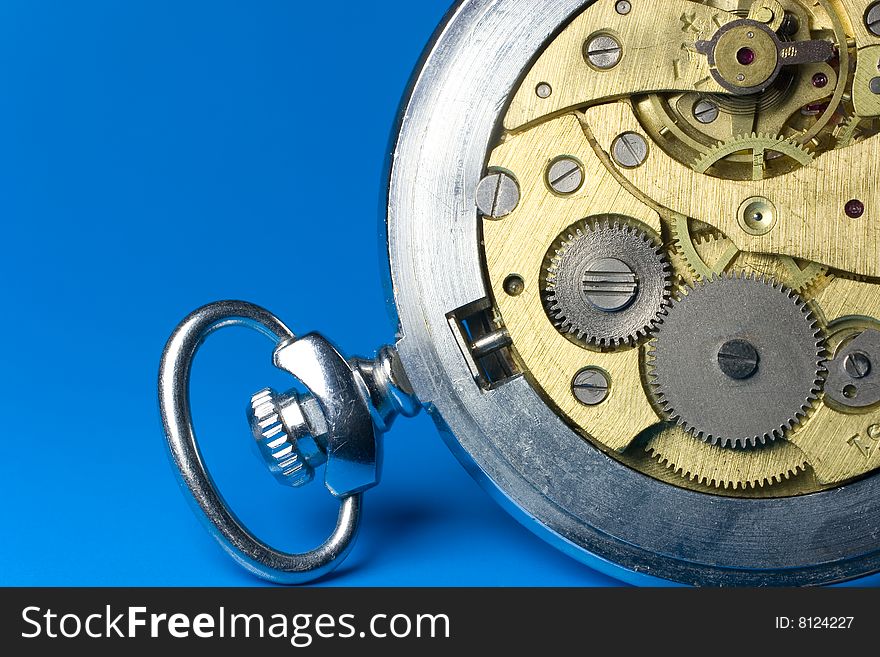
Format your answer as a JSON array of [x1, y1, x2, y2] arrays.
[[835, 116, 863, 147], [692, 132, 814, 180], [834, 116, 880, 148], [645, 425, 810, 491], [671, 214, 738, 282], [671, 213, 827, 292], [649, 274, 825, 448], [544, 218, 671, 347]]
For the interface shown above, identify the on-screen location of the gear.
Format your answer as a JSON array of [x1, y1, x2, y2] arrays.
[[670, 213, 827, 292], [644, 424, 809, 490], [772, 256, 828, 293], [543, 218, 671, 347], [671, 214, 738, 283], [687, 217, 726, 246], [692, 132, 814, 181], [834, 116, 880, 148], [835, 116, 863, 148], [648, 273, 825, 448]]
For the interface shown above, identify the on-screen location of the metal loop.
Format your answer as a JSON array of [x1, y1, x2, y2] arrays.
[[158, 300, 361, 584]]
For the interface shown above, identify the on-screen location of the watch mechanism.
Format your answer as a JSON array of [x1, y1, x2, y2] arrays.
[[478, 0, 880, 496]]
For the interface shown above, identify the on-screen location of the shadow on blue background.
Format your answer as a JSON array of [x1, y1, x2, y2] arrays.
[[0, 0, 621, 586]]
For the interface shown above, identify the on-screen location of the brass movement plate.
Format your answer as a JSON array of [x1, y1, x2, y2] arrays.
[[481, 0, 880, 497]]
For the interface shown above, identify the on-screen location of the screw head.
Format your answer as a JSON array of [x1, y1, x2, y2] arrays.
[[476, 171, 520, 218], [693, 99, 719, 124], [867, 2, 880, 37], [844, 351, 872, 379], [572, 368, 611, 406], [581, 257, 638, 312], [611, 132, 649, 168], [717, 339, 760, 380], [547, 157, 584, 194], [585, 34, 622, 70]]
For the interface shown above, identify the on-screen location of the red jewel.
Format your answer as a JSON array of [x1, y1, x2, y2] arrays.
[[736, 48, 756, 65], [845, 200, 865, 219]]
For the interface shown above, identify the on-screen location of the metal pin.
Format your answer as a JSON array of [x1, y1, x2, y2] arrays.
[[471, 329, 512, 360]]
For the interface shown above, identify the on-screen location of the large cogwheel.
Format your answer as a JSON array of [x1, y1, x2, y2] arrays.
[[692, 132, 814, 181], [544, 218, 671, 348], [648, 273, 825, 448], [644, 424, 809, 491]]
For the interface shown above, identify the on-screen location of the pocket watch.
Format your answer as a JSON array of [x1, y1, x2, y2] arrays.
[[160, 0, 880, 586]]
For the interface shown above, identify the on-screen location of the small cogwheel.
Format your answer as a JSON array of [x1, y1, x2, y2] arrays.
[[544, 218, 671, 348], [671, 214, 738, 283], [670, 213, 827, 292], [833, 117, 880, 148], [835, 116, 864, 148], [692, 132, 814, 181]]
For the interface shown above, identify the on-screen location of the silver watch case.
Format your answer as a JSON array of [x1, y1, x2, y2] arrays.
[[384, 0, 880, 586]]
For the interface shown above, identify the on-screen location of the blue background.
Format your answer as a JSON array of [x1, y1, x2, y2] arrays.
[[0, 0, 620, 586]]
